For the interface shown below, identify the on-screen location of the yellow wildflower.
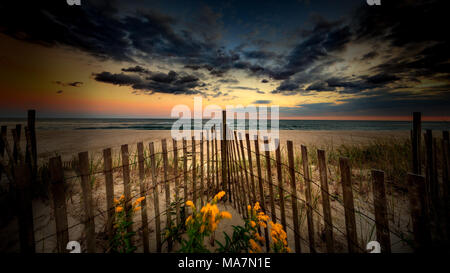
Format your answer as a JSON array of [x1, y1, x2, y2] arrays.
[[250, 221, 256, 228], [115, 206, 123, 213], [220, 211, 232, 219], [186, 200, 195, 209], [134, 206, 141, 212], [214, 191, 226, 200]]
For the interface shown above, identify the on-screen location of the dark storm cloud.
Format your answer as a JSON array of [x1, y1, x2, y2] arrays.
[[53, 81, 84, 87], [122, 66, 150, 74], [360, 51, 378, 61], [352, 0, 450, 81], [272, 0, 449, 99], [94, 69, 204, 95], [286, 90, 450, 117]]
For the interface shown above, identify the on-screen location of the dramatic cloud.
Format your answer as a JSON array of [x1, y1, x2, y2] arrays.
[[0, 0, 448, 116], [93, 69, 204, 95], [53, 81, 84, 87]]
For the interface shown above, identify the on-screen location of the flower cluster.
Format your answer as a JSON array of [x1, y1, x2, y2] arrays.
[[110, 194, 146, 253], [269, 221, 290, 253], [245, 202, 290, 253], [180, 191, 232, 253], [114, 195, 145, 213], [246, 202, 269, 253], [185, 191, 231, 234]]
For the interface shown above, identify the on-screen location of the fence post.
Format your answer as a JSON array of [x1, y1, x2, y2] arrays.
[[287, 140, 301, 253], [408, 173, 432, 251], [137, 142, 149, 253], [228, 133, 239, 213], [0, 126, 6, 180], [254, 135, 270, 251], [121, 144, 132, 234], [206, 131, 211, 201], [200, 132, 204, 206], [13, 124, 21, 163], [412, 112, 422, 175], [214, 127, 219, 193], [161, 139, 172, 251], [441, 137, 449, 241], [339, 157, 358, 253], [191, 136, 197, 206], [238, 132, 252, 208], [27, 110, 37, 171], [275, 139, 287, 232], [149, 142, 162, 252], [15, 163, 35, 253], [172, 139, 180, 227], [232, 131, 246, 217], [103, 148, 115, 243], [317, 149, 334, 253], [221, 110, 228, 198], [371, 170, 391, 253], [49, 156, 69, 253], [235, 131, 250, 217], [264, 138, 276, 223], [301, 145, 316, 253], [245, 133, 257, 205], [78, 151, 96, 253], [182, 138, 188, 218]]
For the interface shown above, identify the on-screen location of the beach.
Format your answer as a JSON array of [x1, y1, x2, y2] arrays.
[[21, 129, 410, 161]]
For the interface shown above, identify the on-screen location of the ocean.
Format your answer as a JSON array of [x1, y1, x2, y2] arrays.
[[0, 118, 449, 131]]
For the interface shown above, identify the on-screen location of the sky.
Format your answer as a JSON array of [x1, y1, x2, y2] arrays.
[[0, 0, 449, 120]]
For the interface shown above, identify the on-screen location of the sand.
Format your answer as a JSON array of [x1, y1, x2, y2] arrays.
[[3, 129, 409, 162]]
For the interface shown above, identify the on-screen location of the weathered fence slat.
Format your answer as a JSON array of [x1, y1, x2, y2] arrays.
[[206, 131, 211, 201], [161, 139, 172, 251], [15, 163, 35, 253], [221, 111, 228, 197], [172, 139, 180, 227], [287, 141, 301, 253], [149, 142, 162, 252], [182, 138, 188, 219], [275, 140, 287, 232], [192, 136, 197, 206], [227, 131, 238, 211], [137, 142, 149, 253], [49, 156, 69, 253], [317, 149, 334, 253], [371, 170, 391, 253], [121, 144, 132, 233], [238, 132, 252, 208], [103, 148, 115, 243], [234, 131, 249, 218], [78, 151, 96, 253], [301, 145, 316, 253], [232, 131, 246, 216], [200, 133, 204, 206], [339, 157, 358, 253], [27, 110, 37, 172], [214, 126, 219, 193], [13, 124, 21, 163], [408, 173, 432, 251], [412, 112, 422, 174], [264, 138, 276, 223]]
